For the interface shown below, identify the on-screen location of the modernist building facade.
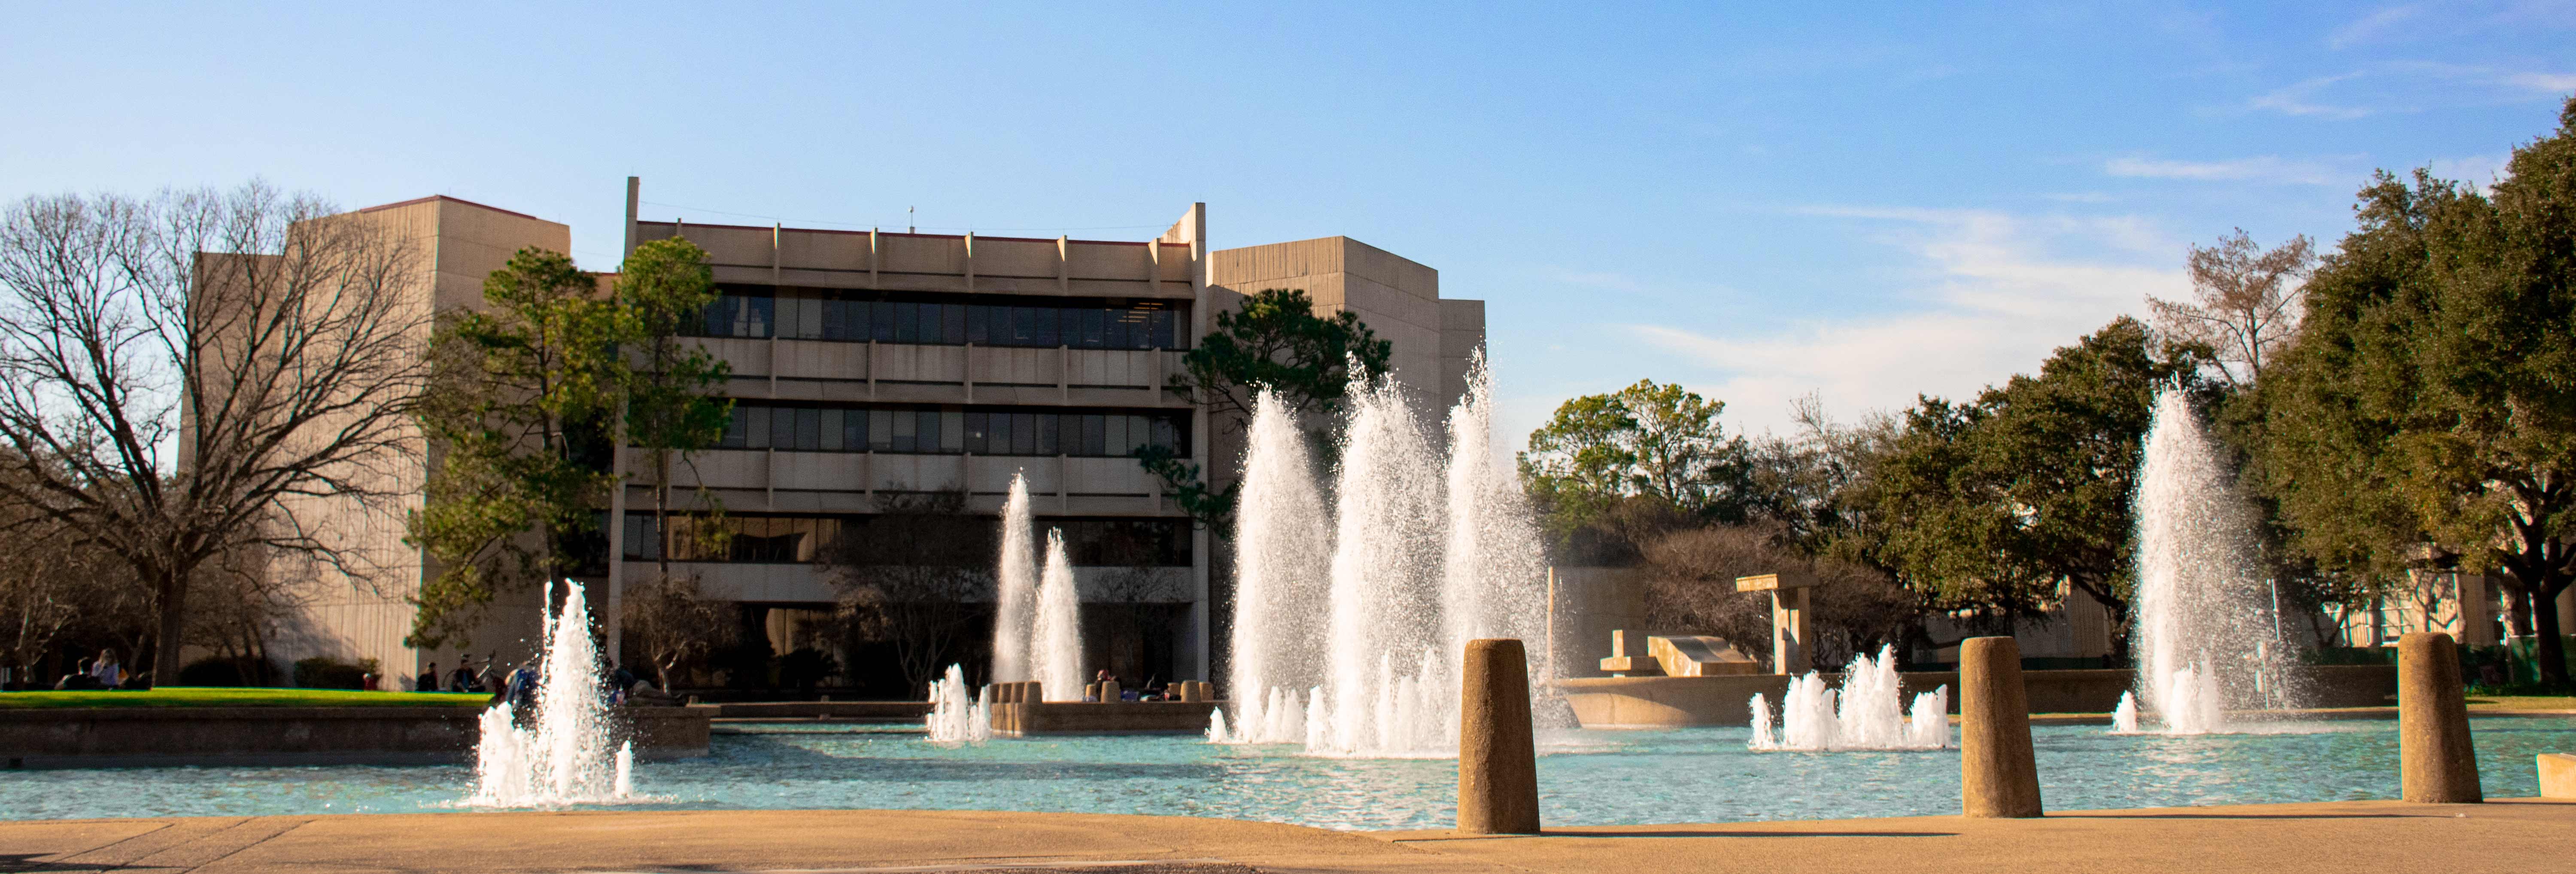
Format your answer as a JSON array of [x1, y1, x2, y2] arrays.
[[261, 182, 1485, 693]]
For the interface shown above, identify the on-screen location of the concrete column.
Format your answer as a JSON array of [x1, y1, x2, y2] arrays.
[[1457, 638, 1540, 835], [1959, 636, 2042, 818], [2399, 632, 2481, 803]]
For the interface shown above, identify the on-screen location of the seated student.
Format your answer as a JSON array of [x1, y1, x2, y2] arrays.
[[450, 659, 479, 693], [624, 679, 679, 706], [418, 662, 440, 692], [57, 658, 99, 690], [479, 659, 509, 702], [89, 650, 123, 690]]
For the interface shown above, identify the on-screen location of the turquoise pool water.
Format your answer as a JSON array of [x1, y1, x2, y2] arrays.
[[3, 718, 2567, 829]]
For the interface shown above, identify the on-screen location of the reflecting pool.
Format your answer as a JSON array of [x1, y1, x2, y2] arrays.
[[4, 718, 2567, 830]]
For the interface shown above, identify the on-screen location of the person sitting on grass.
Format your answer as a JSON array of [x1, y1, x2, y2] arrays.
[[418, 662, 439, 692], [89, 650, 122, 690], [450, 658, 479, 693], [55, 658, 97, 690]]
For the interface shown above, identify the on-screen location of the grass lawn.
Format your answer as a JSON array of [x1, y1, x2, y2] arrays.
[[2464, 695, 2576, 711], [0, 686, 492, 709]]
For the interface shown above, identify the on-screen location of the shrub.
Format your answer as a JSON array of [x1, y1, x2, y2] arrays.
[[177, 657, 273, 687], [292, 656, 372, 690]]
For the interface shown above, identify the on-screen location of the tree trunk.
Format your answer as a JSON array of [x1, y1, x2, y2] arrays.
[[2534, 576, 2569, 689], [656, 449, 673, 579], [152, 571, 190, 685]]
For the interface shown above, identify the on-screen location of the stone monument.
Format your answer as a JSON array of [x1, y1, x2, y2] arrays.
[[1735, 572, 1816, 675]]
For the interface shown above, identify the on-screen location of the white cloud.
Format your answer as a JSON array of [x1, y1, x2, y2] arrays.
[[2502, 71, 2576, 93], [1615, 207, 2186, 436], [2104, 154, 2346, 186], [2430, 152, 2513, 192], [2327, 5, 2425, 49], [2249, 73, 2377, 119]]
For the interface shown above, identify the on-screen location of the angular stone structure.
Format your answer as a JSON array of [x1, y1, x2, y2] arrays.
[[1959, 636, 2042, 818], [2540, 753, 2576, 799], [1735, 573, 1815, 675], [1598, 629, 1662, 676], [1458, 638, 1540, 834], [2398, 632, 2481, 803]]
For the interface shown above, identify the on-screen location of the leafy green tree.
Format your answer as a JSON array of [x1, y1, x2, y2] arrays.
[[404, 248, 622, 648], [1166, 289, 1392, 426], [1518, 379, 1754, 537], [1153, 288, 1391, 534], [2265, 97, 2576, 686], [613, 238, 733, 579], [1868, 318, 2207, 653]]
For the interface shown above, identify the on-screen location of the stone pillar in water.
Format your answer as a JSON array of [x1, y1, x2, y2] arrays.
[[1959, 636, 2042, 818], [1457, 638, 1540, 834], [2398, 632, 2480, 803]]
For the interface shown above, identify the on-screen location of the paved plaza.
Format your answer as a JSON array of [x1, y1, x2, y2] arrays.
[[4, 799, 2570, 873]]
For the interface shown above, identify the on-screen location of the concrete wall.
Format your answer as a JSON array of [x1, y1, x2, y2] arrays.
[[1550, 567, 1653, 679], [1556, 665, 2401, 728], [988, 700, 1218, 736], [256, 197, 571, 692], [1206, 236, 1484, 414], [0, 705, 708, 768]]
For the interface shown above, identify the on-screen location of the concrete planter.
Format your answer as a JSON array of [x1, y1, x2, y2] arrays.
[[989, 700, 1219, 736], [0, 705, 710, 769]]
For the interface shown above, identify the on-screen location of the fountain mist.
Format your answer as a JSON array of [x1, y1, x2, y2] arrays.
[[992, 475, 1037, 683], [1032, 529, 1085, 701], [1746, 646, 1947, 752], [925, 663, 991, 744], [2130, 388, 2300, 734]]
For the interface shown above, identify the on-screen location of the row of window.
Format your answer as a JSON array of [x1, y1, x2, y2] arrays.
[[693, 293, 1184, 350], [620, 513, 1191, 566], [717, 404, 1187, 457]]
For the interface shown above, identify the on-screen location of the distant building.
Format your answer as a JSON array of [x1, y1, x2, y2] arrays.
[[239, 182, 1485, 693]]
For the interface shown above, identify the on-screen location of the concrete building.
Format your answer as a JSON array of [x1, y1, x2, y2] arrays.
[[251, 182, 1486, 694]]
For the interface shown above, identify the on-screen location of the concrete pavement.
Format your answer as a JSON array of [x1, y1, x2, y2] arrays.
[[3, 799, 2570, 873]]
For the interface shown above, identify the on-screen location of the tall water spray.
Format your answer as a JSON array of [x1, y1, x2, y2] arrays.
[[992, 474, 1037, 683], [1222, 390, 1332, 743], [1032, 529, 1085, 701], [1213, 353, 1552, 757], [2130, 387, 2300, 733], [1318, 374, 1450, 755], [1441, 352, 1549, 674], [465, 581, 636, 807]]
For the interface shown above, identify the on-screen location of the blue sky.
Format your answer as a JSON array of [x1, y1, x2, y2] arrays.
[[6, 3, 2570, 448]]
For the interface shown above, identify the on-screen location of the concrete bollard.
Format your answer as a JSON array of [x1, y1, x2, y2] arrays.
[[1457, 638, 1541, 835], [1101, 679, 1122, 702], [1180, 682, 1203, 703], [1199, 681, 1216, 701], [1959, 636, 2042, 818], [2399, 632, 2481, 803]]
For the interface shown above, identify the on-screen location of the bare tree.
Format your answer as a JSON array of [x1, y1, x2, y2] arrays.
[[819, 488, 991, 693], [621, 572, 733, 691], [2147, 229, 2317, 387], [0, 183, 429, 681], [1642, 523, 1920, 670], [0, 460, 128, 682]]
